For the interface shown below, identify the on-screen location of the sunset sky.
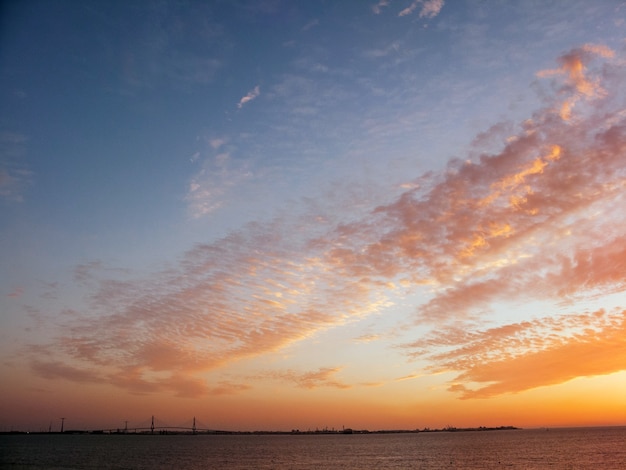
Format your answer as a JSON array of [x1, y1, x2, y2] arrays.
[[1, 0, 625, 432]]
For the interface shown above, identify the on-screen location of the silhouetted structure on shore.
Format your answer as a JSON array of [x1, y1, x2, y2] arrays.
[[0, 416, 519, 435]]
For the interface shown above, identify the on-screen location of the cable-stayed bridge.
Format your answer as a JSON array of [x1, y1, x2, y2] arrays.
[[95, 416, 214, 435]]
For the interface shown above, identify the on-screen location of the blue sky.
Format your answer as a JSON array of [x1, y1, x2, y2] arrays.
[[1, 0, 626, 431]]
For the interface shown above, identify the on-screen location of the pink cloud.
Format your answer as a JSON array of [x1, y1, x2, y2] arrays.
[[7, 287, 23, 298], [319, 45, 625, 298], [28, 45, 626, 400], [237, 85, 260, 108], [399, 0, 444, 19], [418, 0, 444, 19], [372, 0, 390, 15]]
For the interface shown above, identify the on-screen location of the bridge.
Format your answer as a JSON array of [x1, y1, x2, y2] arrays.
[[92, 416, 215, 435]]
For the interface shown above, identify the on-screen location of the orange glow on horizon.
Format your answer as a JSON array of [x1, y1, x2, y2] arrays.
[[2, 0, 625, 434]]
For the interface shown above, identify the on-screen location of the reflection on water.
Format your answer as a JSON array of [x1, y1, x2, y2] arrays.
[[1, 427, 625, 469]]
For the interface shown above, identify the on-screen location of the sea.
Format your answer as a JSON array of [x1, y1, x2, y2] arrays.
[[1, 427, 625, 469]]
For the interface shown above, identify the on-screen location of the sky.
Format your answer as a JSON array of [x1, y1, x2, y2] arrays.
[[1, 0, 625, 432]]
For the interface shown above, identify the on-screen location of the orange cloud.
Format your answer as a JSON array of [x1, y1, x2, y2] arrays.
[[321, 46, 625, 295], [537, 44, 614, 120], [414, 231, 626, 323], [447, 309, 626, 399], [31, 360, 103, 384], [27, 45, 626, 402], [207, 381, 252, 396], [261, 367, 351, 390], [404, 307, 626, 398]]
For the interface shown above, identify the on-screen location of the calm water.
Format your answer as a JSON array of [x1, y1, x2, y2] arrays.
[[1, 427, 625, 469]]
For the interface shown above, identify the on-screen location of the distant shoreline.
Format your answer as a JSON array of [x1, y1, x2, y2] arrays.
[[1, 426, 520, 436]]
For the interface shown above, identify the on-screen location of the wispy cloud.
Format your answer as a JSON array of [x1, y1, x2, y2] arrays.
[[208, 380, 252, 396], [354, 333, 383, 343], [186, 149, 254, 218], [96, 2, 225, 91], [237, 85, 261, 109], [372, 0, 390, 15], [0, 130, 31, 203], [7, 287, 24, 299], [395, 373, 425, 381], [399, 0, 444, 19], [537, 44, 614, 120], [209, 137, 227, 149], [31, 360, 103, 384], [264, 367, 351, 390], [301, 19, 319, 31], [363, 41, 401, 59], [419, 0, 444, 19]]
